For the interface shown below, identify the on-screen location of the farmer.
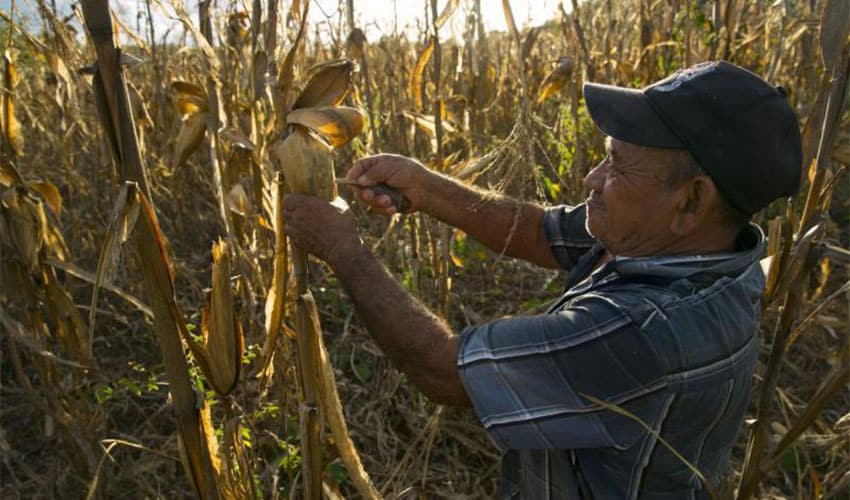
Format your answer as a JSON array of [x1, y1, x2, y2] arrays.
[[282, 61, 802, 498]]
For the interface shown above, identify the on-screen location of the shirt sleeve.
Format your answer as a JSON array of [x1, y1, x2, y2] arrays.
[[456, 294, 667, 450], [543, 204, 596, 270]]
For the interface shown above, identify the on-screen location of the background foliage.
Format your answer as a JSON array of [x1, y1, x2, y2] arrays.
[[1, 0, 848, 498]]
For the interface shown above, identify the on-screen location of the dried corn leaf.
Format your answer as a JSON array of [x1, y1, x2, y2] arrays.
[[800, 94, 827, 177], [88, 183, 138, 354], [834, 143, 850, 165], [0, 309, 89, 370], [1, 187, 43, 273], [45, 258, 152, 318], [260, 175, 287, 380], [292, 59, 356, 109], [91, 71, 121, 163], [219, 417, 254, 498], [820, 0, 850, 70], [197, 239, 244, 396], [502, 0, 519, 41], [409, 38, 435, 111], [273, 127, 336, 201], [537, 57, 573, 104], [290, 0, 302, 21], [218, 127, 256, 151], [286, 106, 365, 148], [161, 0, 220, 71], [346, 29, 367, 60], [226, 183, 253, 216], [29, 180, 63, 217], [43, 265, 90, 366], [435, 0, 460, 29], [308, 295, 381, 500], [172, 111, 207, 170], [252, 50, 268, 102], [277, 0, 310, 111], [277, 2, 310, 119], [172, 81, 208, 116], [1, 161, 24, 186], [2, 51, 23, 155], [403, 110, 458, 137], [449, 229, 467, 268]]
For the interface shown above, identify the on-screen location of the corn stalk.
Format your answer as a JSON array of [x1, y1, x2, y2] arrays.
[[736, 1, 849, 497], [79, 1, 221, 497]]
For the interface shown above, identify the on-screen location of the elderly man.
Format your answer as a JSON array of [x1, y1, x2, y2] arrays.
[[282, 61, 802, 499]]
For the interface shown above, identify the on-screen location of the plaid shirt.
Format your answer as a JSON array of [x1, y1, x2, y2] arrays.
[[457, 204, 765, 499]]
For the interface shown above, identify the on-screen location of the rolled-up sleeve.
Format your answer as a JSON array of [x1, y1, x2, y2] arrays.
[[543, 204, 596, 270], [456, 294, 667, 450]]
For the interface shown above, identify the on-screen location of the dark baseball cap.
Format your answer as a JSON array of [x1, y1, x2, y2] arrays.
[[583, 61, 802, 214]]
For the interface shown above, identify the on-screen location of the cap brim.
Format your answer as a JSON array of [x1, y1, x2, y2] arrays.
[[583, 82, 684, 149]]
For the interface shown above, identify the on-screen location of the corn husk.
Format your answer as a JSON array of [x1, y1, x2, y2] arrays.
[[273, 127, 336, 201]]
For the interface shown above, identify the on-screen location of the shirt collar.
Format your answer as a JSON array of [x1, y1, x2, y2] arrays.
[[611, 223, 766, 280]]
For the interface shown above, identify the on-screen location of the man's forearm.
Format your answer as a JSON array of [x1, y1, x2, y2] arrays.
[[418, 172, 558, 268], [328, 242, 471, 406]]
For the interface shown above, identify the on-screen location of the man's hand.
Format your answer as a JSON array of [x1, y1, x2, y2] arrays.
[[282, 194, 363, 266], [346, 154, 429, 215]]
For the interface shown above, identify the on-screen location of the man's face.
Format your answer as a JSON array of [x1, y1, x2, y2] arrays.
[[583, 138, 682, 256]]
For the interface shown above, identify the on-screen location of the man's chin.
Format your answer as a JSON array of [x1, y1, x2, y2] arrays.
[[585, 216, 603, 240]]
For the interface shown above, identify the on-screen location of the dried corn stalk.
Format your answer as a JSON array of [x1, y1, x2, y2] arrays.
[[1, 51, 23, 158], [268, 44, 376, 497], [80, 1, 223, 497]]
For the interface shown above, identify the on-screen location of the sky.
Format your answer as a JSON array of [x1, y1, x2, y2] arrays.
[[2, 0, 564, 45]]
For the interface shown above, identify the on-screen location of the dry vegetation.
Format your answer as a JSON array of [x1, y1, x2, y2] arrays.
[[1, 0, 848, 498]]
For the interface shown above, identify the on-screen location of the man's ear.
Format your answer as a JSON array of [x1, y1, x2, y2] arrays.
[[670, 176, 717, 236]]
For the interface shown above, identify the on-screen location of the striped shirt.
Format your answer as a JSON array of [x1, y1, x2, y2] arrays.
[[457, 204, 765, 499]]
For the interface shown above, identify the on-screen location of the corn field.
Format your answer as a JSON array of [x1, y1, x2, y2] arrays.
[[0, 0, 848, 498]]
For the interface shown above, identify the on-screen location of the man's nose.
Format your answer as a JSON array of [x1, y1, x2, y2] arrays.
[[584, 161, 606, 191]]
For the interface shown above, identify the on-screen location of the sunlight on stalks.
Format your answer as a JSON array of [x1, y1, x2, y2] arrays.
[[2, 0, 848, 497]]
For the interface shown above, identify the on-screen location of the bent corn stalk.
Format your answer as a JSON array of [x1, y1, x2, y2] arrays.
[[79, 1, 221, 497]]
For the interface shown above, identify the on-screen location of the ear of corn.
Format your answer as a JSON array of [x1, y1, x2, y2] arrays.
[[198, 239, 244, 397], [274, 126, 336, 201], [171, 81, 209, 169]]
